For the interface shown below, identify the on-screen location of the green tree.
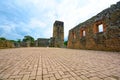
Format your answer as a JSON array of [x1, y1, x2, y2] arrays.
[[23, 35, 35, 46], [64, 41, 68, 46], [9, 40, 16, 43], [0, 37, 6, 41], [17, 39, 21, 43]]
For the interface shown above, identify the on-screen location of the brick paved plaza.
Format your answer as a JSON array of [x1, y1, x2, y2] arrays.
[[0, 48, 120, 80]]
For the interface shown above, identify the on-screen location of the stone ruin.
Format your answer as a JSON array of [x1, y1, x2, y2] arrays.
[[35, 20, 64, 47], [1, 2, 120, 51], [10, 20, 64, 48], [35, 38, 50, 47], [67, 1, 120, 51], [52, 21, 64, 47], [0, 40, 14, 48]]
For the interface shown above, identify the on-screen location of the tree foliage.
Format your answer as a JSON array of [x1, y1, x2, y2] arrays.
[[64, 41, 68, 46], [17, 39, 21, 43], [23, 35, 35, 46], [9, 40, 16, 43], [0, 37, 6, 41], [23, 36, 34, 43]]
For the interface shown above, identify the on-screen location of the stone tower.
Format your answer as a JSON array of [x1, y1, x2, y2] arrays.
[[53, 20, 64, 47]]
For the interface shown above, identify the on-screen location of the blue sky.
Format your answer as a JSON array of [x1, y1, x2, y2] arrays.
[[0, 0, 119, 41]]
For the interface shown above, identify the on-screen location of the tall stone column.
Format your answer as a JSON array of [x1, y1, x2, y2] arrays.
[[53, 20, 64, 47]]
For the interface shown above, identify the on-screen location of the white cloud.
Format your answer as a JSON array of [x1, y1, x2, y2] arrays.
[[52, 0, 120, 40], [0, 24, 23, 40], [29, 18, 46, 28], [0, 0, 119, 40]]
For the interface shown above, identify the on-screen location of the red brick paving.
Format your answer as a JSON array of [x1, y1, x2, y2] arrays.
[[0, 48, 120, 80]]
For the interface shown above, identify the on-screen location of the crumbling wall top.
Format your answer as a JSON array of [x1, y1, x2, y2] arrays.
[[54, 20, 64, 27]]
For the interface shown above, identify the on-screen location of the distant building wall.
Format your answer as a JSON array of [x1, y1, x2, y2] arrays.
[[35, 38, 50, 47], [49, 37, 55, 47], [20, 41, 31, 47], [67, 2, 120, 51]]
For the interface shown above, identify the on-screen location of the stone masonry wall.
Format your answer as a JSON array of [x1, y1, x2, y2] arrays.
[[53, 21, 64, 47], [35, 38, 50, 47], [67, 2, 120, 51], [0, 40, 14, 48]]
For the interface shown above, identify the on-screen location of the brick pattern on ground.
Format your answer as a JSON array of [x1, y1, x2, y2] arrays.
[[0, 48, 120, 80]]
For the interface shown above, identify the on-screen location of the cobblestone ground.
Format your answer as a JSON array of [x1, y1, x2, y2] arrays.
[[0, 48, 120, 80]]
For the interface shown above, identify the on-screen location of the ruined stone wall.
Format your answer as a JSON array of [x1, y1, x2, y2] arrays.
[[49, 37, 55, 47], [20, 41, 31, 47], [35, 38, 50, 47], [53, 21, 64, 47], [0, 40, 14, 48], [68, 2, 120, 51]]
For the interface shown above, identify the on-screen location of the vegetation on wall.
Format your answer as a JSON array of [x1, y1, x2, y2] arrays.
[[0, 37, 14, 48], [0, 35, 35, 48]]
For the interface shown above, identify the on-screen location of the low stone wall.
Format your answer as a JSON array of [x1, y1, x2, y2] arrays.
[[67, 2, 120, 51], [0, 40, 14, 48]]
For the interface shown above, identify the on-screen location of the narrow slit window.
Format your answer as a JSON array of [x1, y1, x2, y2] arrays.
[[98, 24, 103, 32], [80, 29, 86, 37], [83, 30, 86, 36]]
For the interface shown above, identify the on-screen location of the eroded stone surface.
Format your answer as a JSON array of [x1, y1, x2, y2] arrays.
[[67, 1, 120, 51]]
